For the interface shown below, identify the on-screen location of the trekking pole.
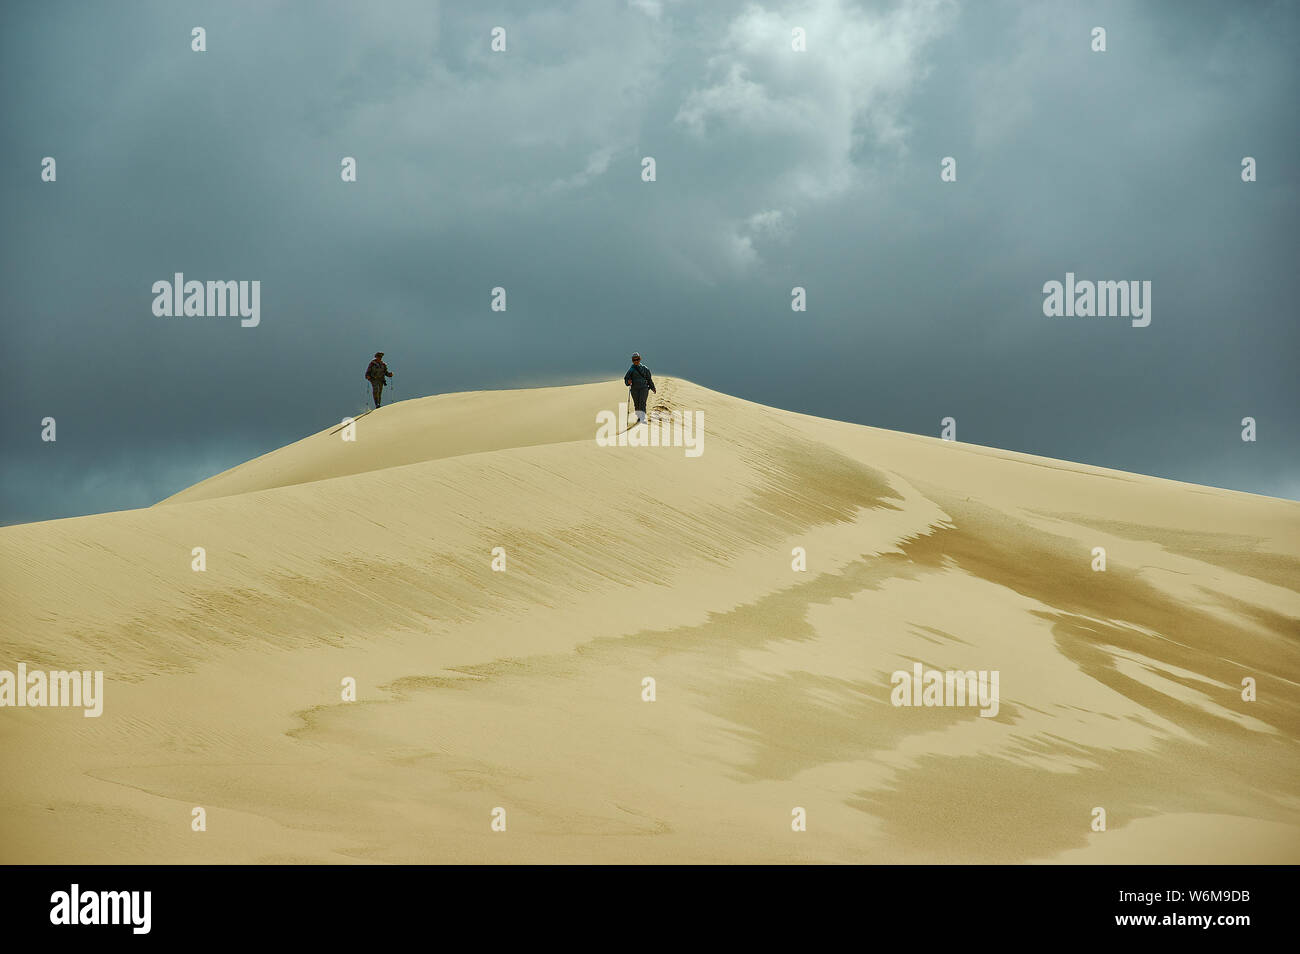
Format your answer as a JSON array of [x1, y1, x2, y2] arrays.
[[627, 388, 633, 428]]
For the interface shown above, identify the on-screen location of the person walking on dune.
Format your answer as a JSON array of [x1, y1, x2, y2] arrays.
[[365, 351, 394, 408], [624, 352, 656, 425]]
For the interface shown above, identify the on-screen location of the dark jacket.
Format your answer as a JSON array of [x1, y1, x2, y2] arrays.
[[365, 359, 391, 384], [625, 363, 655, 392]]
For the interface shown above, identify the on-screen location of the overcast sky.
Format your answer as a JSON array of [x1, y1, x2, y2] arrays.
[[2, 0, 1296, 525]]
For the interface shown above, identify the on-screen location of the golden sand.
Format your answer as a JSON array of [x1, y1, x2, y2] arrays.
[[2, 379, 1296, 863]]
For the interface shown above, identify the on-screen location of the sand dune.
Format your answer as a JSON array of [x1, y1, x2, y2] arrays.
[[1, 377, 1297, 863]]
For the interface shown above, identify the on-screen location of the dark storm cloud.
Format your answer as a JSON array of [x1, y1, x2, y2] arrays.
[[1, 0, 1296, 524]]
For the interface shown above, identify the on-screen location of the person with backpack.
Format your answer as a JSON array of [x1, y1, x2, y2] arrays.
[[365, 352, 394, 408], [623, 352, 656, 425]]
